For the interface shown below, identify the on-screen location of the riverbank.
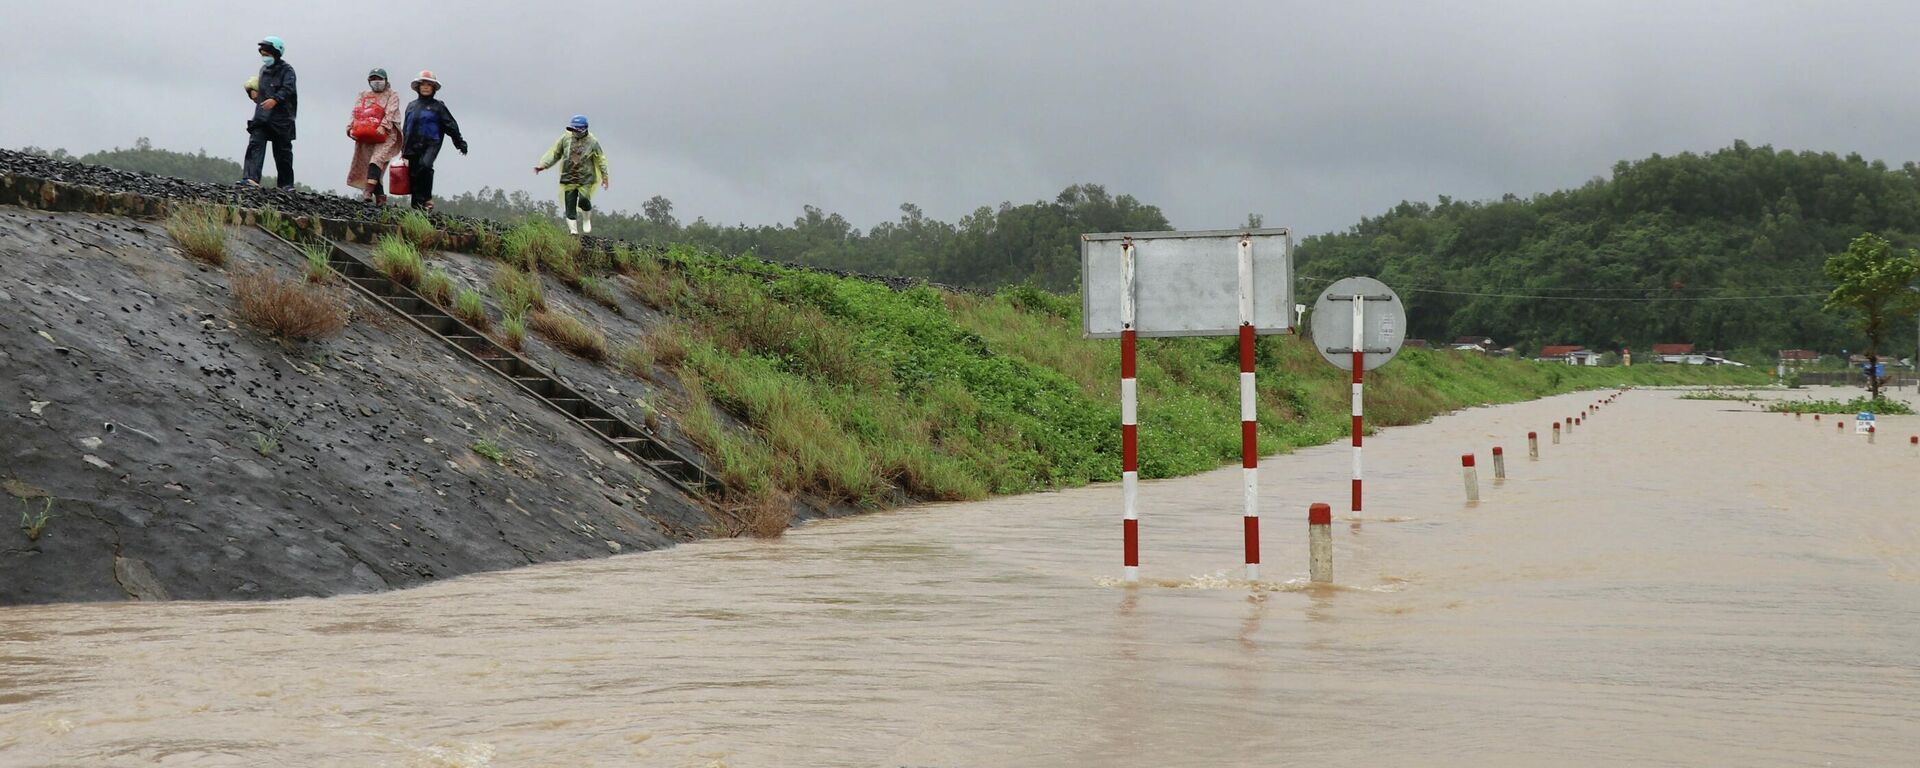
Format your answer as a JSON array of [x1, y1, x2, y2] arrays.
[[1, 158, 1764, 603]]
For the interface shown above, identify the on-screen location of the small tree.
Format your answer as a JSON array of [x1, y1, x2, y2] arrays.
[[1823, 233, 1920, 399]]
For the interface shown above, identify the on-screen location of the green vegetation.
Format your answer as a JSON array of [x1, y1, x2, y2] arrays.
[[1298, 143, 1920, 357], [164, 205, 228, 266], [301, 242, 332, 283], [1822, 233, 1920, 399], [500, 314, 527, 351], [471, 438, 507, 464], [257, 206, 296, 240], [614, 341, 654, 379], [528, 310, 608, 361], [398, 209, 438, 248], [585, 246, 1765, 510], [1765, 396, 1915, 415], [578, 274, 620, 309], [437, 183, 1169, 291], [490, 264, 545, 318], [418, 268, 455, 307], [18, 498, 53, 542], [452, 288, 490, 330], [371, 236, 425, 288], [503, 221, 580, 281]]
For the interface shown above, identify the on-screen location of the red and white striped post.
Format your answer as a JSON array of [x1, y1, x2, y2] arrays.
[[1308, 502, 1333, 583], [1552, 422, 1561, 444], [1908, 435, 1916, 446], [1119, 237, 1140, 582], [1462, 453, 1480, 502], [1237, 236, 1260, 580], [1492, 446, 1506, 480], [1350, 286, 1366, 520], [1528, 431, 1539, 459], [1869, 424, 1877, 444]]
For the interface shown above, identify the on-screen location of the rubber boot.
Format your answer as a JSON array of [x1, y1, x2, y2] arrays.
[[581, 210, 593, 234], [566, 217, 579, 235]]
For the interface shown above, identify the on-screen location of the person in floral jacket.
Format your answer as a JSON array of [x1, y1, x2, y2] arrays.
[[345, 68, 404, 203]]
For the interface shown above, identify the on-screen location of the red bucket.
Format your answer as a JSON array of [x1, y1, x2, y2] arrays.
[[387, 159, 411, 196]]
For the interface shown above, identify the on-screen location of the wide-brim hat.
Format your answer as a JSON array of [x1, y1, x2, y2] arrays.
[[411, 70, 442, 90]]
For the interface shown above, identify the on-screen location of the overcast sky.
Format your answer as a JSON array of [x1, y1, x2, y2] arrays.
[[3, 1, 1917, 235]]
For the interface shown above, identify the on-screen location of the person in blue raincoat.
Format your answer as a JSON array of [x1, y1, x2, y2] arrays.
[[400, 70, 468, 210]]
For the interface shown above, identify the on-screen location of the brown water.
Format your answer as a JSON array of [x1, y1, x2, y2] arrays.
[[4, 387, 1917, 767]]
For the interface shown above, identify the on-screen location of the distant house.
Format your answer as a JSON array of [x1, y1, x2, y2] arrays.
[[1537, 345, 1598, 365], [1652, 343, 1706, 365], [1404, 339, 1430, 349], [1451, 336, 1497, 353], [1778, 349, 1819, 367]]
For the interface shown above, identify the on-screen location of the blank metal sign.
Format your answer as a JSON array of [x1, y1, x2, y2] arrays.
[[1081, 228, 1294, 338]]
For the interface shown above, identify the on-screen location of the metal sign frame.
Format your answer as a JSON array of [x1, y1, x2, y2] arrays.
[[1081, 228, 1294, 339]]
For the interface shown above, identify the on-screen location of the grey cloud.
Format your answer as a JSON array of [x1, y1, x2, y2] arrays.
[[4, 0, 1919, 235]]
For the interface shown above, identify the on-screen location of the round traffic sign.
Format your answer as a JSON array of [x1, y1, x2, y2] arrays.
[[1311, 277, 1407, 371]]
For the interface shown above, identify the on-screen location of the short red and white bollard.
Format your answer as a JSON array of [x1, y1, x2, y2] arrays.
[[1909, 435, 1917, 446], [1575, 416, 1583, 427], [1462, 453, 1480, 502], [1552, 422, 1561, 444], [1814, 414, 1821, 422], [1868, 425, 1876, 444], [1838, 421, 1845, 431], [1308, 503, 1332, 583], [1528, 431, 1539, 459], [1492, 446, 1506, 480]]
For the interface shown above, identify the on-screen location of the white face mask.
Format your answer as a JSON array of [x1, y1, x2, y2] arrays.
[[370, 81, 388, 93]]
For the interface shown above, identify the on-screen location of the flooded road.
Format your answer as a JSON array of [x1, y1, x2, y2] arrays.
[[3, 387, 1917, 766]]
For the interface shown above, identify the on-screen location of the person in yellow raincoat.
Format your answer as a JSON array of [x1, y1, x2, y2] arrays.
[[532, 115, 608, 234]]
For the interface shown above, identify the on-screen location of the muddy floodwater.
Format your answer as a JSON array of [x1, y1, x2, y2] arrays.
[[3, 387, 1917, 766]]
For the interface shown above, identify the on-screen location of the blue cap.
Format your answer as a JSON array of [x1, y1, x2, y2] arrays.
[[259, 36, 285, 57], [568, 115, 589, 131]]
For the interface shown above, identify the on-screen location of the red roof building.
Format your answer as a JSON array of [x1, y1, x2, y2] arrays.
[[1652, 343, 1695, 355], [1778, 349, 1818, 362], [1538, 345, 1586, 357]]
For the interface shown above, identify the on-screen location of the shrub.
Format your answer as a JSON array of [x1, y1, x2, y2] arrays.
[[578, 274, 620, 309], [501, 314, 526, 350], [735, 491, 793, 538], [644, 326, 690, 369], [165, 205, 228, 265], [452, 288, 490, 330], [257, 205, 295, 240], [371, 235, 424, 288], [398, 209, 437, 248], [490, 263, 545, 317], [19, 498, 53, 542], [300, 242, 332, 283], [529, 310, 608, 361], [230, 268, 348, 342], [418, 268, 455, 306]]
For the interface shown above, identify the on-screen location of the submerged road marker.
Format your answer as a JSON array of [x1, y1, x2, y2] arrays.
[[1492, 446, 1507, 480], [1552, 422, 1561, 444], [1528, 431, 1539, 459], [1462, 453, 1480, 502], [1308, 503, 1332, 583]]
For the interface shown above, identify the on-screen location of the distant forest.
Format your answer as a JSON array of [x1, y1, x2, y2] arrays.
[[17, 139, 1914, 356]]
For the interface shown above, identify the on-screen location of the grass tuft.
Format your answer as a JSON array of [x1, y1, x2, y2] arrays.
[[615, 341, 655, 380], [165, 205, 229, 265], [500, 315, 527, 351], [578, 274, 620, 309], [471, 438, 507, 464], [504, 221, 581, 282], [418, 268, 455, 306], [19, 498, 53, 542], [372, 235, 424, 288], [398, 209, 437, 248], [452, 288, 490, 331], [490, 263, 545, 317], [230, 268, 348, 342], [300, 242, 332, 283], [1765, 396, 1915, 415], [529, 310, 608, 361]]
